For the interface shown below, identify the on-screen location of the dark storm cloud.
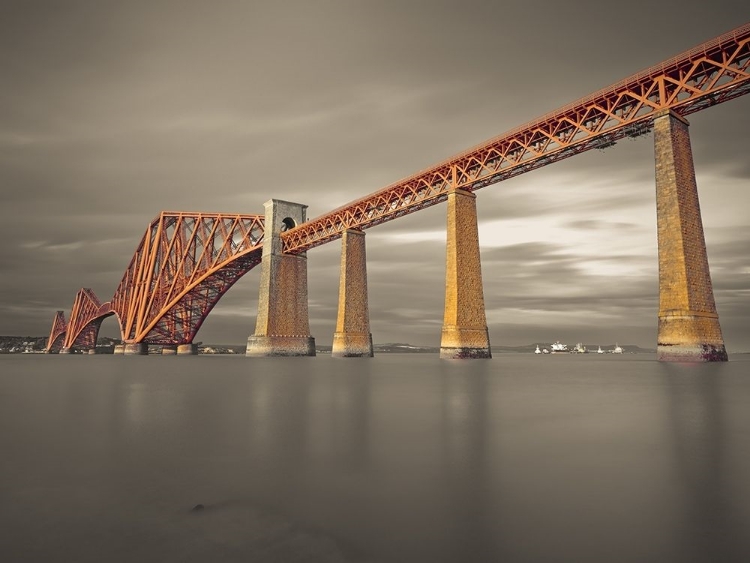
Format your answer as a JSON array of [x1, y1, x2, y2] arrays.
[[1, 0, 747, 348]]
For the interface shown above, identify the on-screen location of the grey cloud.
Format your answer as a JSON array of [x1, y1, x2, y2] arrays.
[[563, 220, 639, 231]]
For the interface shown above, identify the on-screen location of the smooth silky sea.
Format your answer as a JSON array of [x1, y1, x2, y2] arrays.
[[1, 353, 749, 563]]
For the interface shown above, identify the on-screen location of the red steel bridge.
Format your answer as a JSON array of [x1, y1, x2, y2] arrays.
[[47, 23, 750, 352]]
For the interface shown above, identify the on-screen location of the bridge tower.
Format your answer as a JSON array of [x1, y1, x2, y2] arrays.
[[246, 200, 316, 356], [332, 229, 373, 357], [440, 189, 491, 359], [654, 110, 727, 362]]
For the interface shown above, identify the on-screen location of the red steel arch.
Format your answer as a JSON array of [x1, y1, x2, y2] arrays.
[[61, 288, 115, 351], [45, 310, 67, 353], [281, 23, 750, 253], [111, 212, 264, 345]]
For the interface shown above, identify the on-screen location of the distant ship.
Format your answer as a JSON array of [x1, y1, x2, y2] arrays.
[[534, 345, 542, 354], [550, 341, 568, 353], [597, 346, 604, 354], [573, 343, 587, 354], [612, 343, 623, 354]]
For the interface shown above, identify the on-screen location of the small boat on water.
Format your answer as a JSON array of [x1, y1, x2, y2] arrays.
[[534, 345, 542, 354], [597, 346, 604, 354], [550, 341, 568, 354], [612, 343, 623, 354], [573, 343, 587, 354]]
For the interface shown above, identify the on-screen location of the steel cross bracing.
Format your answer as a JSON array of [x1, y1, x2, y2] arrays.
[[110, 212, 264, 344], [281, 23, 750, 254], [45, 310, 67, 352], [61, 288, 114, 351]]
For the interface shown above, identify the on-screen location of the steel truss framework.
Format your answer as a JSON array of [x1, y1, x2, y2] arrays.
[[110, 212, 264, 344], [62, 288, 114, 351], [281, 23, 750, 253], [46, 310, 67, 352]]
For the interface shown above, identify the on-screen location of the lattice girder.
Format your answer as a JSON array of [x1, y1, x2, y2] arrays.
[[281, 23, 750, 253], [111, 212, 264, 343], [62, 288, 115, 351], [45, 310, 67, 353]]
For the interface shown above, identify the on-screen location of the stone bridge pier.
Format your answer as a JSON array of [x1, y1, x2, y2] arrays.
[[246, 200, 316, 357], [654, 110, 727, 362], [440, 189, 491, 359], [332, 229, 374, 357]]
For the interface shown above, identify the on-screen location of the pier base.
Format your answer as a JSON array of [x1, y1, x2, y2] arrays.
[[440, 189, 491, 359], [123, 343, 148, 356], [247, 336, 316, 357], [87, 349, 96, 355], [60, 347, 72, 354], [247, 200, 316, 357], [332, 229, 374, 358], [654, 110, 727, 362], [113, 344, 125, 355], [177, 343, 198, 355], [161, 345, 177, 355]]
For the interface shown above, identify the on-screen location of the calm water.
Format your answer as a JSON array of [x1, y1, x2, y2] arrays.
[[1, 353, 749, 562]]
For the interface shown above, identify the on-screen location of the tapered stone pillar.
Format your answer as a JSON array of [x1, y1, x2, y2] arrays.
[[654, 110, 727, 362], [246, 200, 316, 357], [332, 229, 374, 358], [440, 189, 491, 359]]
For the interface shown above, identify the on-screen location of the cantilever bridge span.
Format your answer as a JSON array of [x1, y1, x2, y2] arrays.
[[47, 212, 264, 353], [111, 212, 265, 352], [48, 23, 750, 359]]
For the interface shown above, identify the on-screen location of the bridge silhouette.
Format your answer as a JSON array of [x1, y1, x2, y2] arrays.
[[46, 23, 750, 361]]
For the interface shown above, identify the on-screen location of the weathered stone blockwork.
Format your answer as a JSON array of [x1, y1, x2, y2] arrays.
[[654, 111, 727, 362], [440, 189, 491, 359], [332, 229, 374, 357], [124, 342, 148, 355], [246, 200, 316, 357], [177, 343, 198, 355]]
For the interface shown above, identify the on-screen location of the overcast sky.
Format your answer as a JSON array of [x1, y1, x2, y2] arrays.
[[1, 1, 748, 351]]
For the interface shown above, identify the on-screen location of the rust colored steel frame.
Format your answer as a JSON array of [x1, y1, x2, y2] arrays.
[[111, 212, 264, 345], [62, 288, 115, 351], [45, 310, 67, 352], [282, 23, 750, 254]]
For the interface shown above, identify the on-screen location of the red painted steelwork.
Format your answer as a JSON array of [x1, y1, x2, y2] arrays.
[[281, 23, 750, 253], [62, 288, 115, 351], [110, 212, 264, 345], [45, 310, 67, 353]]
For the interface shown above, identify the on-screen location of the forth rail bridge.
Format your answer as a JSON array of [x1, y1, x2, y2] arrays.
[[46, 23, 750, 362]]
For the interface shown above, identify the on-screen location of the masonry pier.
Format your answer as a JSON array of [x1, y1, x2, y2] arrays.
[[653, 110, 727, 362], [113, 344, 125, 355], [123, 342, 148, 356], [246, 200, 316, 357], [332, 229, 374, 357], [177, 343, 198, 355], [440, 189, 491, 359]]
